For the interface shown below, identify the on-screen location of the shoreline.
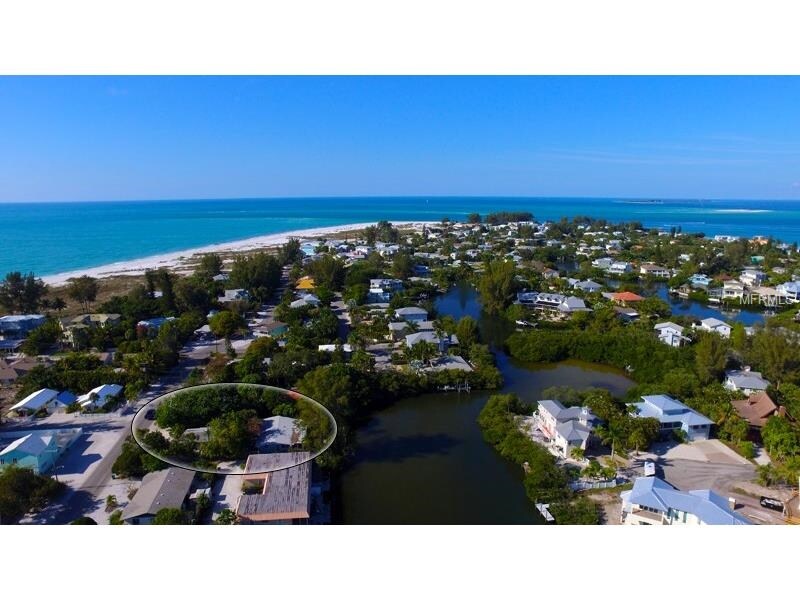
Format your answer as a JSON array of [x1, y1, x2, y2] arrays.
[[42, 221, 435, 287]]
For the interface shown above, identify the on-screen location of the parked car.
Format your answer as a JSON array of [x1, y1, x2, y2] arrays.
[[759, 496, 784, 512], [145, 409, 156, 421]]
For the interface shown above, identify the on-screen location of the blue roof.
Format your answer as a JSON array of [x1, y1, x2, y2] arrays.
[[622, 477, 750, 525], [634, 394, 714, 427]]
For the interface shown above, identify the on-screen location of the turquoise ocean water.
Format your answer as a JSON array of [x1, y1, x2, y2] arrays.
[[1, 197, 800, 276]]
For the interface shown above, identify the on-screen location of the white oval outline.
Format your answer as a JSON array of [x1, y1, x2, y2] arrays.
[[131, 383, 337, 474]]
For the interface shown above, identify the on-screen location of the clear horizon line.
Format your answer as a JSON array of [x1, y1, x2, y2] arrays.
[[2, 193, 799, 205]]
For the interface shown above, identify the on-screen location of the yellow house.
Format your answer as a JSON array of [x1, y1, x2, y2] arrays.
[[295, 276, 316, 291]]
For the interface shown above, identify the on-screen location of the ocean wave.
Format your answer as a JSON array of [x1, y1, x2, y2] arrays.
[[710, 209, 774, 214]]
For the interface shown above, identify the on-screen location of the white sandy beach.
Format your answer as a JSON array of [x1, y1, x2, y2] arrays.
[[42, 221, 436, 287]]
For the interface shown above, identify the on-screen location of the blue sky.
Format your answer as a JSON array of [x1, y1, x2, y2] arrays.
[[1, 76, 799, 202]]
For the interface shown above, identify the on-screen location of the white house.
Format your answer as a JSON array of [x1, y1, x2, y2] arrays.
[[640, 264, 671, 278], [631, 394, 713, 441], [654, 322, 689, 347], [534, 400, 599, 458], [722, 280, 745, 301], [620, 477, 750, 525], [394, 306, 429, 323], [608, 261, 632, 275], [777, 281, 800, 303], [218, 288, 251, 304], [77, 384, 124, 410], [740, 270, 767, 287], [9, 388, 75, 415], [724, 369, 770, 395], [696, 317, 731, 338]]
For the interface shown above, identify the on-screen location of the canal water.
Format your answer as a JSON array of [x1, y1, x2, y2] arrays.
[[338, 284, 634, 524]]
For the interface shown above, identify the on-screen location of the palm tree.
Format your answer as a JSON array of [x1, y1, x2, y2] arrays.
[[596, 422, 625, 462], [570, 446, 586, 461]]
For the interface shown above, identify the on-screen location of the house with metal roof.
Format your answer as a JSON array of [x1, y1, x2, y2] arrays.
[[632, 394, 713, 441], [258, 416, 306, 451], [654, 322, 690, 347], [394, 306, 429, 322], [724, 369, 770, 395], [696, 317, 731, 338], [405, 331, 459, 353], [0, 433, 59, 474], [121, 467, 195, 524], [0, 314, 46, 340], [217, 288, 251, 304], [534, 399, 600, 458], [76, 383, 123, 410], [9, 388, 76, 415], [620, 476, 750, 525], [236, 452, 312, 524]]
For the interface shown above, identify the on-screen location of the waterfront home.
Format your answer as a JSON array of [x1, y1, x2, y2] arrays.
[[9, 388, 76, 415], [640, 264, 671, 278], [688, 274, 712, 288], [740, 269, 767, 287], [607, 291, 644, 305], [696, 317, 731, 338], [723, 369, 770, 395], [237, 452, 312, 524], [405, 331, 458, 353], [258, 416, 306, 452], [394, 306, 429, 322], [573, 279, 603, 293], [731, 391, 779, 430], [722, 280, 745, 301], [591, 257, 614, 270], [368, 278, 404, 303], [121, 467, 195, 524], [620, 477, 750, 525], [0, 314, 46, 339], [218, 288, 251, 304], [776, 281, 800, 303], [608, 261, 632, 275], [517, 292, 589, 315], [0, 432, 58, 474], [534, 400, 599, 458], [76, 383, 124, 410], [654, 322, 689, 347], [631, 394, 713, 441], [749, 285, 785, 307]]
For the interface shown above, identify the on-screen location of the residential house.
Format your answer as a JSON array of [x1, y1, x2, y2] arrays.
[[620, 477, 750, 525], [534, 399, 599, 458], [218, 288, 251, 304], [607, 291, 644, 305], [318, 343, 353, 356], [740, 269, 767, 287], [76, 383, 124, 410], [394, 306, 429, 322], [294, 276, 316, 292], [722, 280, 745, 301], [688, 274, 712, 288], [289, 294, 321, 309], [258, 416, 306, 452], [631, 394, 713, 441], [608, 261, 632, 275], [136, 317, 175, 336], [696, 317, 731, 338], [613, 306, 640, 323], [573, 279, 603, 293], [121, 467, 195, 524], [654, 322, 689, 347], [731, 391, 779, 431], [368, 278, 404, 303], [591, 257, 614, 270], [640, 264, 671, 278], [60, 313, 121, 346], [405, 331, 458, 353], [236, 452, 312, 524], [0, 315, 46, 340], [724, 369, 770, 395], [777, 281, 800, 303], [9, 388, 75, 415], [0, 433, 59, 474]]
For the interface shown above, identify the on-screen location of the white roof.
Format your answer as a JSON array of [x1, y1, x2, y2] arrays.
[[10, 388, 59, 412], [77, 383, 123, 406]]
